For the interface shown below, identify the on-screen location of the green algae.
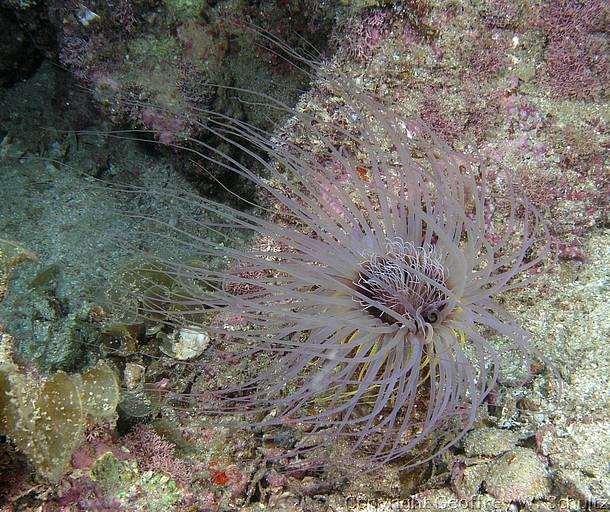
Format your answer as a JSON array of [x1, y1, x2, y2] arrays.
[[164, 0, 207, 19], [91, 452, 135, 496], [89, 452, 182, 511]]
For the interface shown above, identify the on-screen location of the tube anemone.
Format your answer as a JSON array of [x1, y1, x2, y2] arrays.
[[113, 79, 550, 470]]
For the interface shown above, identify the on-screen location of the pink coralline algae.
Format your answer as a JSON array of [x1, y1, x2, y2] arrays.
[[467, 32, 508, 76], [141, 108, 187, 145], [109, 0, 136, 33], [544, 36, 608, 99], [344, 9, 390, 62], [535, 0, 609, 99], [482, 0, 524, 29], [419, 89, 463, 143], [124, 424, 192, 486], [59, 36, 101, 81], [79, 495, 126, 511]]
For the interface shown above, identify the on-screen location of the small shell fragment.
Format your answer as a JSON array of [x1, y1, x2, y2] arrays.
[[162, 326, 210, 360]]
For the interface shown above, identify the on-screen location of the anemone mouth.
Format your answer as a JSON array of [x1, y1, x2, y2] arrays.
[[352, 238, 450, 332]]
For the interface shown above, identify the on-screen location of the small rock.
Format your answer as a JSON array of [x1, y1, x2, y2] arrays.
[[463, 427, 519, 457], [123, 363, 145, 390], [485, 447, 551, 503], [554, 469, 595, 502], [0, 136, 26, 160], [453, 461, 489, 500]]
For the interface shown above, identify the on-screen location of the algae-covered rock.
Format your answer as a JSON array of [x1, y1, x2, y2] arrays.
[[485, 447, 551, 503], [0, 238, 35, 303], [0, 340, 120, 482], [90, 451, 135, 496], [2, 256, 101, 373], [453, 462, 490, 500], [463, 427, 520, 457], [88, 451, 182, 512]]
